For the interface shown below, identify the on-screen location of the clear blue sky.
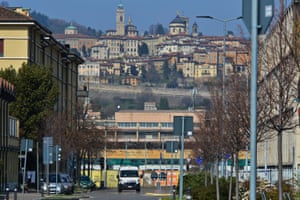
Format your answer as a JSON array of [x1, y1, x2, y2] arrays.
[[6, 0, 285, 36]]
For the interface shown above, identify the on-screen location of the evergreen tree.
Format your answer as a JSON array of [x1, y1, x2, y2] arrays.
[[82, 44, 87, 57], [145, 64, 161, 84], [138, 43, 149, 56], [162, 61, 171, 81], [155, 23, 165, 35], [149, 23, 166, 35], [0, 66, 17, 84], [130, 65, 139, 76], [8, 64, 58, 139], [141, 66, 147, 82], [159, 97, 169, 110]]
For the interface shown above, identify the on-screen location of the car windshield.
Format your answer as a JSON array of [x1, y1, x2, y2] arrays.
[[80, 176, 90, 181], [61, 176, 68, 183], [120, 170, 139, 177], [49, 174, 61, 182]]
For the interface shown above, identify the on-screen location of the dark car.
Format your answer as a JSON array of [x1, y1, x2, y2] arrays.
[[61, 174, 75, 194], [80, 176, 96, 190], [41, 173, 74, 194]]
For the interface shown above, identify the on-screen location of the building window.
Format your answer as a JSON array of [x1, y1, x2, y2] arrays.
[[140, 122, 159, 128], [8, 117, 17, 137], [118, 122, 137, 128], [161, 123, 173, 128], [0, 39, 3, 57]]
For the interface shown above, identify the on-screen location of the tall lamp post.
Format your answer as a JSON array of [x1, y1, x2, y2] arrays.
[[196, 15, 242, 177], [196, 16, 242, 84], [104, 123, 107, 189]]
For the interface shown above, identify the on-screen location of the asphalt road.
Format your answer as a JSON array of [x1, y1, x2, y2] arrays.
[[11, 187, 174, 200]]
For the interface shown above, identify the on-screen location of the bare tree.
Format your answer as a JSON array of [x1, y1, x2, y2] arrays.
[[61, 100, 105, 185], [223, 74, 251, 200], [192, 111, 218, 187], [206, 80, 228, 200], [258, 1, 300, 199]]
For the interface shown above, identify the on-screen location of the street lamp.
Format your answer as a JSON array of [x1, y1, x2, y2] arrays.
[[196, 15, 242, 177], [104, 124, 107, 189], [196, 16, 242, 81]]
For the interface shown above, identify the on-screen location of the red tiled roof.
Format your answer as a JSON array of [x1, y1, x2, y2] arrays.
[[0, 6, 33, 22], [0, 77, 15, 101], [53, 33, 97, 39]]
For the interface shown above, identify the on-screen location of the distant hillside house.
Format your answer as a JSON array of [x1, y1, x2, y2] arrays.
[[90, 44, 109, 60], [53, 24, 98, 56]]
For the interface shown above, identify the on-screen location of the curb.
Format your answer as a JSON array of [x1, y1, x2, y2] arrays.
[[145, 192, 172, 197]]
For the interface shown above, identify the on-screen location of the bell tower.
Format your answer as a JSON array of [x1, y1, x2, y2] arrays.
[[116, 2, 125, 35]]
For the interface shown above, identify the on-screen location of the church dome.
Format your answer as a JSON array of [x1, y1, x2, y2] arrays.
[[65, 24, 78, 35], [170, 15, 186, 24], [66, 25, 77, 30]]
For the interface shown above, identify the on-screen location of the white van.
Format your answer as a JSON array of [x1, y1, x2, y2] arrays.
[[117, 166, 142, 192]]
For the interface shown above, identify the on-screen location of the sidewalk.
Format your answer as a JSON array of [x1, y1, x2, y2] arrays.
[[8, 191, 90, 200], [6, 192, 42, 200], [144, 186, 173, 197]]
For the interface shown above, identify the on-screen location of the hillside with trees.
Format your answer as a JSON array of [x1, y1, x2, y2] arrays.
[[30, 11, 103, 37]]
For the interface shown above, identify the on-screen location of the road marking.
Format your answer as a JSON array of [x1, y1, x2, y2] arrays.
[[145, 192, 172, 196]]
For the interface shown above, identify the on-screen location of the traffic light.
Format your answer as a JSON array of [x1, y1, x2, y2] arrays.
[[55, 145, 62, 161], [99, 157, 104, 169]]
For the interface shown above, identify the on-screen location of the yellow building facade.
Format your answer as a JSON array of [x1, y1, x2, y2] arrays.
[[0, 6, 83, 119], [0, 6, 84, 191]]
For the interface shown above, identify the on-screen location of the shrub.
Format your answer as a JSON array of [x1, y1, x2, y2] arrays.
[[178, 172, 235, 200]]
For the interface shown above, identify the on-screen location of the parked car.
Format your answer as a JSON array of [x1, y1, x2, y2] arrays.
[[41, 173, 74, 194], [61, 174, 75, 194], [80, 176, 96, 190]]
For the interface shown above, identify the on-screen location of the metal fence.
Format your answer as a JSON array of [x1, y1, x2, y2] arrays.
[[238, 168, 295, 185]]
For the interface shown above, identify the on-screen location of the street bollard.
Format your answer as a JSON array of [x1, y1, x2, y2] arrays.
[[40, 179, 44, 197], [13, 188, 17, 200], [41, 188, 44, 197], [186, 187, 192, 200], [5, 188, 9, 200], [172, 185, 176, 200]]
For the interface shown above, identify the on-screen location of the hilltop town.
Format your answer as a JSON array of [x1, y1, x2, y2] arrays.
[[53, 2, 250, 89]]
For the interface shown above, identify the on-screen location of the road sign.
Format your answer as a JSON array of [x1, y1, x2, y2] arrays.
[[242, 0, 274, 34], [20, 138, 33, 152], [173, 116, 193, 136], [196, 157, 203, 165], [166, 141, 179, 153], [43, 137, 53, 164]]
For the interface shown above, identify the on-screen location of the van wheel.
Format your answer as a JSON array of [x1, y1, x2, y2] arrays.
[[118, 188, 122, 193]]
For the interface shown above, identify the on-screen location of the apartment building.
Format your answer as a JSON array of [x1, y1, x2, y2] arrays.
[[256, 2, 300, 183], [0, 6, 84, 190], [0, 78, 18, 192], [90, 44, 109, 60], [0, 6, 83, 120]]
